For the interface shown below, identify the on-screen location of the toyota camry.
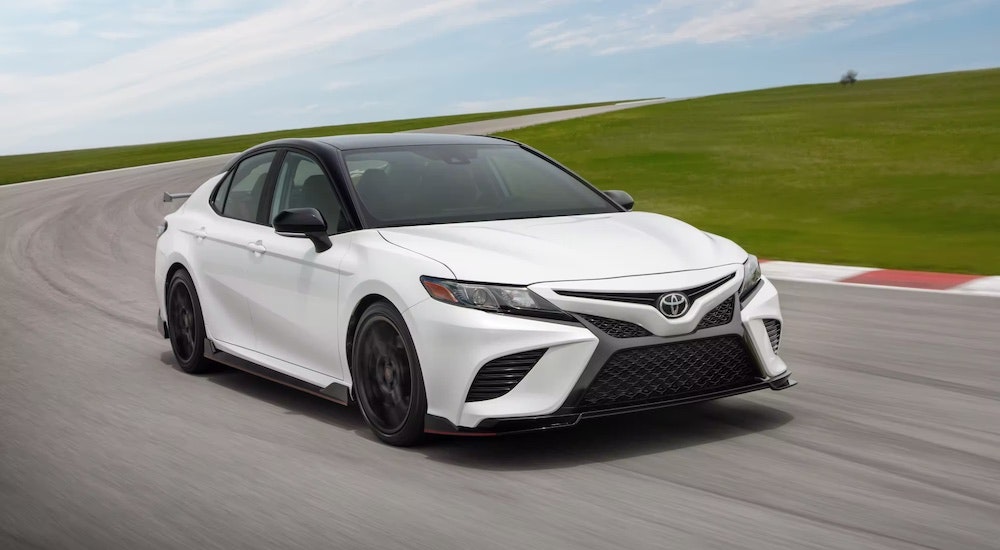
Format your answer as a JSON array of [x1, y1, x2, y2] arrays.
[[155, 133, 795, 446]]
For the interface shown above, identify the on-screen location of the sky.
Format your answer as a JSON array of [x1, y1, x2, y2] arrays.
[[0, 0, 997, 155]]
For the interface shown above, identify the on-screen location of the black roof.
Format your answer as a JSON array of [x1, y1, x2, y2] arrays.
[[316, 133, 508, 150], [226, 133, 519, 172]]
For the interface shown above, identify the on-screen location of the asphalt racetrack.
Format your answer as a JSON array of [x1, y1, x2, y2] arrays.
[[2, 111, 998, 549]]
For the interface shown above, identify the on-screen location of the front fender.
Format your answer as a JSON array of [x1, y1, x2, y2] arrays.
[[337, 231, 454, 387]]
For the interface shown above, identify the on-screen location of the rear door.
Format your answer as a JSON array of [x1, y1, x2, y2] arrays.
[[194, 150, 277, 351]]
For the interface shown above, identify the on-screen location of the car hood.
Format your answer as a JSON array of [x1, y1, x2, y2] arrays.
[[378, 212, 747, 284]]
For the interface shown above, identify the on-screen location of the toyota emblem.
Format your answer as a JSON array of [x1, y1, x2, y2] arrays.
[[657, 292, 689, 318]]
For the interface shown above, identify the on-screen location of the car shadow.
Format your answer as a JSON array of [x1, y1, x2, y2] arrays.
[[201, 364, 370, 432], [193, 359, 794, 470]]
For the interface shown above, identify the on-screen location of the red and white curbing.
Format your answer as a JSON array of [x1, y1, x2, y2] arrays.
[[761, 260, 1000, 297]]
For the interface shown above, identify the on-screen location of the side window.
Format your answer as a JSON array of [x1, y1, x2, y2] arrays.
[[270, 151, 347, 235], [211, 173, 233, 213], [220, 151, 276, 224]]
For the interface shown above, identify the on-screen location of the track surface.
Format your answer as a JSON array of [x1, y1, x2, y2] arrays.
[[2, 115, 999, 549]]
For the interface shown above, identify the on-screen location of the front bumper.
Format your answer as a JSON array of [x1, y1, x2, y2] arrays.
[[426, 372, 796, 435], [408, 268, 793, 433]]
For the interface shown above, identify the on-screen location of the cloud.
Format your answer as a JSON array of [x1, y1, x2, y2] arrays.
[[0, 0, 547, 152], [0, 45, 26, 56], [322, 81, 356, 92], [122, 0, 248, 26], [529, 0, 917, 54], [95, 30, 144, 41], [255, 103, 332, 117], [40, 19, 81, 37], [29, 0, 72, 14]]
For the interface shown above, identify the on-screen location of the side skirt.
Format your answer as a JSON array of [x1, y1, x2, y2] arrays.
[[204, 340, 350, 406]]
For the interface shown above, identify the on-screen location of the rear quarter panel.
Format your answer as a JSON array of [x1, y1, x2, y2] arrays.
[[155, 174, 223, 335]]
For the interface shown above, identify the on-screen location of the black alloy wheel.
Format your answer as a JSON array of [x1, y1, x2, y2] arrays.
[[353, 301, 427, 446], [166, 269, 212, 374]]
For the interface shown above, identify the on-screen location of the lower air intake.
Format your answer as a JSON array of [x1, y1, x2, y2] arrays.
[[579, 335, 760, 409], [466, 349, 547, 402], [763, 319, 781, 353]]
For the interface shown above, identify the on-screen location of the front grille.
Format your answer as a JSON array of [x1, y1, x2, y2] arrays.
[[579, 335, 760, 409], [581, 314, 651, 338], [696, 296, 734, 330], [555, 272, 736, 306], [466, 349, 546, 402], [763, 319, 781, 353]]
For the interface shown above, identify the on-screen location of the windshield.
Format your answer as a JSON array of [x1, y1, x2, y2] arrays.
[[343, 144, 619, 227]]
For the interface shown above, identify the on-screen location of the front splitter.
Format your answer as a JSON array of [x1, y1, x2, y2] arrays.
[[425, 372, 796, 436]]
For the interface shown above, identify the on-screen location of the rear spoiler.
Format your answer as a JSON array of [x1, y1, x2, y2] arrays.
[[163, 192, 192, 203]]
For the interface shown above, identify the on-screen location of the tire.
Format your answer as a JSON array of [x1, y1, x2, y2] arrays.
[[166, 269, 214, 374], [352, 301, 427, 446]]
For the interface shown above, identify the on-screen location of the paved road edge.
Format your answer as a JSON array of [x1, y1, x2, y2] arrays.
[[762, 260, 1000, 297]]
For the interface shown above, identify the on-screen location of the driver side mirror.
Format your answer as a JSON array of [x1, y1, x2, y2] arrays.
[[273, 208, 332, 253], [604, 190, 634, 211]]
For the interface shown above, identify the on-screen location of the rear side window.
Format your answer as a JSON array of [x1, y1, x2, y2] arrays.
[[211, 173, 232, 213], [218, 152, 276, 224]]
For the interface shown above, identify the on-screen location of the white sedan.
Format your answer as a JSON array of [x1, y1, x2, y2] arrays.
[[155, 133, 795, 445]]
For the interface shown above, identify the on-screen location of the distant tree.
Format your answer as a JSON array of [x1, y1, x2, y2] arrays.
[[840, 70, 858, 85]]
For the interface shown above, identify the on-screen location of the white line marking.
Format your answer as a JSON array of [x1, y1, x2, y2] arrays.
[[762, 261, 876, 282], [949, 276, 1000, 297], [768, 276, 1000, 298]]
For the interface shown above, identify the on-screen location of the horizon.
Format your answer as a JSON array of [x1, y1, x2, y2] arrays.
[[1, 0, 997, 155], [3, 67, 996, 159]]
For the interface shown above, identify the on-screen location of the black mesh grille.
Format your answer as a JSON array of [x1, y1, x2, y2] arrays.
[[579, 336, 760, 409], [696, 296, 734, 330], [581, 314, 652, 338], [466, 349, 546, 402], [763, 319, 781, 353]]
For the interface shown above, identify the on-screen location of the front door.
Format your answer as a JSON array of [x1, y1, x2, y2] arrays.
[[244, 150, 353, 381]]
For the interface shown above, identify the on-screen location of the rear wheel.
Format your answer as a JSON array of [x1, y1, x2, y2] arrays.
[[352, 301, 427, 446], [166, 269, 213, 374]]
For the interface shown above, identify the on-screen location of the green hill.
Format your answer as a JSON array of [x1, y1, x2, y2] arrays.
[[0, 101, 623, 186], [501, 69, 1000, 274]]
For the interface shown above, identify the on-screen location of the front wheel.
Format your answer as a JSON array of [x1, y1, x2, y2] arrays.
[[352, 301, 427, 446]]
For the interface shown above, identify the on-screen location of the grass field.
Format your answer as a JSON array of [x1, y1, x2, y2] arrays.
[[501, 69, 1000, 274], [0, 101, 623, 186]]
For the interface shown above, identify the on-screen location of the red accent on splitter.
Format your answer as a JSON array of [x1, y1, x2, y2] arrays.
[[841, 269, 981, 290], [424, 429, 498, 437]]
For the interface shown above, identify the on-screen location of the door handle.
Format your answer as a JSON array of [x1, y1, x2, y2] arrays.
[[194, 227, 208, 240], [247, 240, 267, 255]]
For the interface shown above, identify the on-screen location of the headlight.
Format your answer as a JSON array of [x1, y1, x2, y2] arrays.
[[739, 254, 762, 302], [156, 220, 168, 238], [420, 276, 573, 321]]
